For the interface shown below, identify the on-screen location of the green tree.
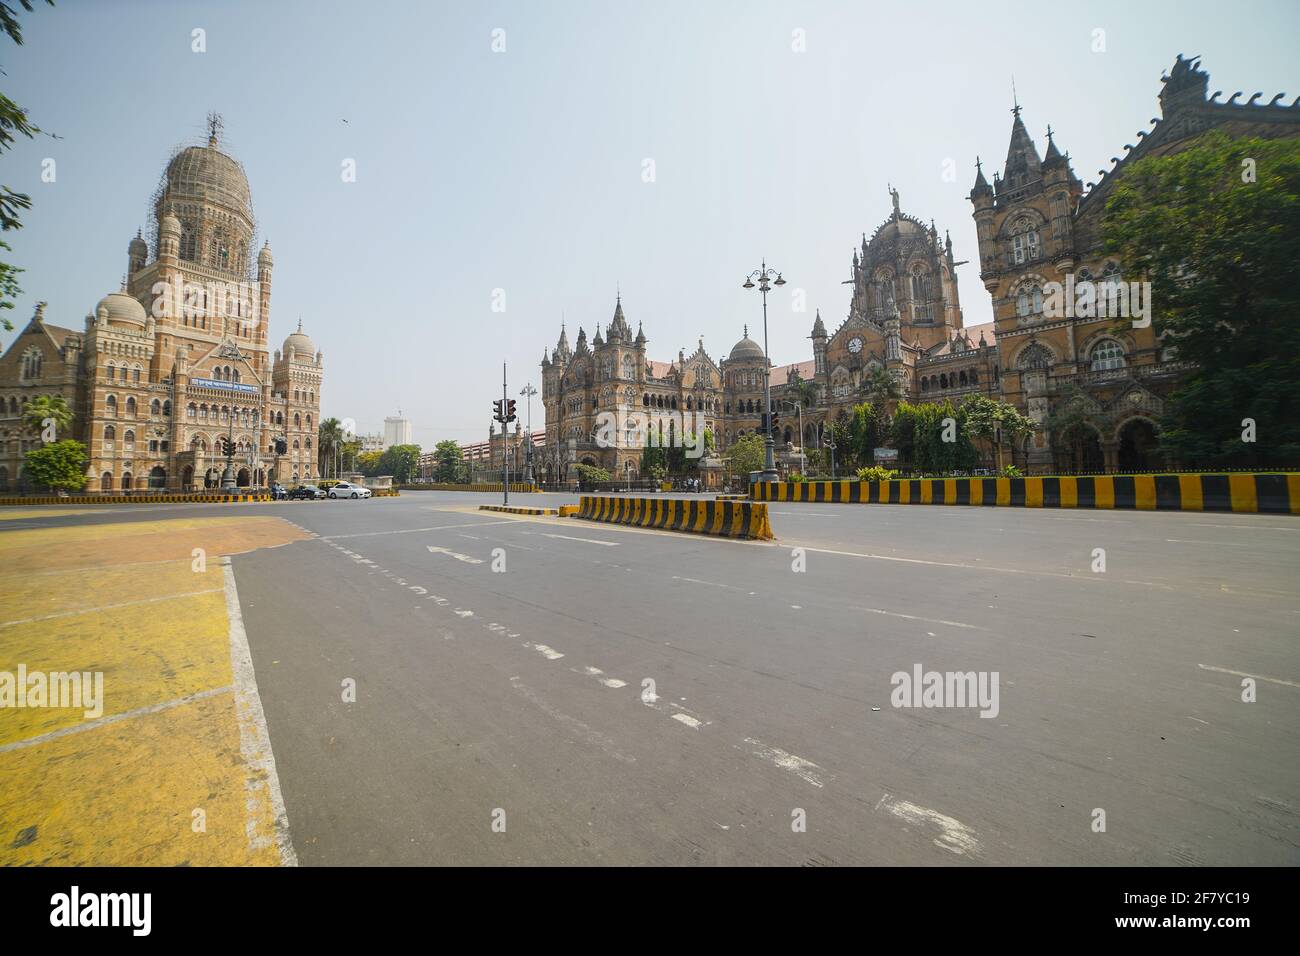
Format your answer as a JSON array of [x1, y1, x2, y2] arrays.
[[1103, 131, 1300, 465], [861, 366, 902, 407], [0, 1, 55, 331], [356, 449, 383, 475], [961, 394, 1037, 470], [21, 393, 71, 440], [23, 438, 85, 492], [432, 439, 462, 482], [317, 417, 343, 476], [726, 433, 766, 477], [379, 443, 421, 483], [847, 402, 885, 471]]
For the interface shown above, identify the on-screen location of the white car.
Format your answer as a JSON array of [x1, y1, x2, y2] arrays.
[[327, 481, 372, 499]]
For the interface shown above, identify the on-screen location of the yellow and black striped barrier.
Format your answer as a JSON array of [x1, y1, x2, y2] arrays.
[[0, 493, 271, 506], [400, 483, 538, 493], [752, 473, 1300, 514], [577, 496, 773, 539], [479, 504, 558, 516]]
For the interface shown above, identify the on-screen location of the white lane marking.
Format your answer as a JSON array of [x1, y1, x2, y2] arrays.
[[875, 794, 981, 858], [672, 713, 703, 729], [770, 511, 839, 516], [671, 575, 746, 591], [538, 533, 620, 547], [600, 678, 627, 688], [453, 609, 474, 618], [322, 519, 516, 540], [0, 685, 233, 754], [0, 587, 225, 627], [223, 558, 298, 866], [1197, 663, 1299, 689], [849, 606, 988, 631], [744, 737, 827, 788], [1188, 522, 1298, 532], [580, 666, 604, 676], [1165, 538, 1252, 546], [426, 546, 484, 564], [525, 643, 565, 660], [509, 677, 635, 764]]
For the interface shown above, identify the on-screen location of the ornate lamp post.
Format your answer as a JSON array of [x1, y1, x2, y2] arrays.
[[520, 382, 538, 482], [742, 260, 786, 481]]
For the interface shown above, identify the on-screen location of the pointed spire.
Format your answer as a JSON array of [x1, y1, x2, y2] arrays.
[[635, 320, 646, 345], [1042, 124, 1064, 166], [1003, 104, 1043, 184], [743, 324, 749, 339], [811, 309, 827, 338], [972, 156, 991, 194]]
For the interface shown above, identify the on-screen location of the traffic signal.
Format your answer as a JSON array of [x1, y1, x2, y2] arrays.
[[770, 409, 780, 428], [492, 399, 504, 423], [506, 399, 517, 423]]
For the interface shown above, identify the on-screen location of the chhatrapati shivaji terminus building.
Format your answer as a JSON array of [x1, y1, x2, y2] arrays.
[[0, 116, 323, 492]]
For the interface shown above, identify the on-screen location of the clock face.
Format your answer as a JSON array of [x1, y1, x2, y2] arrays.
[[848, 337, 863, 354]]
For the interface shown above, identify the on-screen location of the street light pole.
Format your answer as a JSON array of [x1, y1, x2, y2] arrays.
[[742, 259, 786, 482], [520, 382, 537, 483]]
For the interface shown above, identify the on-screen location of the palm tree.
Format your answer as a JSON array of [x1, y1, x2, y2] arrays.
[[22, 394, 73, 441], [862, 366, 903, 408], [318, 417, 343, 478]]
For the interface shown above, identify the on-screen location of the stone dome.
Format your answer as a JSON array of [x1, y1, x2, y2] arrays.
[[96, 291, 147, 329], [728, 328, 765, 361], [160, 143, 253, 222], [283, 319, 315, 358]]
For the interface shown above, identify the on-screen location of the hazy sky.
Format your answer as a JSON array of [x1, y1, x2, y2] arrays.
[[4, 0, 1297, 443]]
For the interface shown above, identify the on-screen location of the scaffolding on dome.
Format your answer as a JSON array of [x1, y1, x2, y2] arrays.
[[146, 112, 259, 280]]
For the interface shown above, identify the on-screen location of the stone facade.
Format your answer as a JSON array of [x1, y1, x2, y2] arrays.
[[541, 55, 1300, 476], [0, 119, 323, 491]]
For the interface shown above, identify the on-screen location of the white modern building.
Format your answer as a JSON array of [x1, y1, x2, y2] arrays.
[[383, 414, 412, 448]]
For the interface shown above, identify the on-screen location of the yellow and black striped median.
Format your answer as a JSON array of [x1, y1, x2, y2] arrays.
[[479, 504, 559, 516], [400, 482, 538, 493], [753, 472, 1300, 514], [0, 493, 271, 506], [577, 495, 773, 539]]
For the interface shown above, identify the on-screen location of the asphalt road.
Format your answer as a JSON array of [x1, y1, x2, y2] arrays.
[[209, 493, 1297, 864]]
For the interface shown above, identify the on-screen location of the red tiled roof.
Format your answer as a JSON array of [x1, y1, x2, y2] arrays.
[[770, 359, 816, 386]]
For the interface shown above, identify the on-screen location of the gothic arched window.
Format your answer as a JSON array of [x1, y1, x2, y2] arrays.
[[1010, 218, 1041, 265], [1089, 339, 1126, 372], [1016, 343, 1054, 370]]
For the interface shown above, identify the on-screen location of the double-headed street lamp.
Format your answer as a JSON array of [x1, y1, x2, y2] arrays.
[[742, 260, 786, 481]]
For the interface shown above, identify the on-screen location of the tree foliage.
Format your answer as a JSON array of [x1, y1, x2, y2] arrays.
[[726, 433, 766, 477], [1103, 131, 1300, 465], [23, 437, 84, 492], [378, 443, 421, 483], [21, 392, 70, 438], [432, 439, 462, 482], [0, 1, 55, 331]]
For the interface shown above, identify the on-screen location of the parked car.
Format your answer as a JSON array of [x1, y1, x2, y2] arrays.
[[289, 484, 325, 500], [328, 481, 372, 499], [270, 483, 289, 500]]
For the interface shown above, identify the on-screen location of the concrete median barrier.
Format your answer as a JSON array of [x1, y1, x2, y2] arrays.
[[0, 493, 271, 506], [577, 496, 773, 539], [751, 472, 1300, 514], [478, 504, 559, 516]]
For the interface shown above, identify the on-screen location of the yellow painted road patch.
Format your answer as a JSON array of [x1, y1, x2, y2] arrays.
[[0, 514, 305, 866]]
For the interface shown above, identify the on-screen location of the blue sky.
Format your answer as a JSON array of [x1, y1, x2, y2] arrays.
[[4, 0, 1297, 443]]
